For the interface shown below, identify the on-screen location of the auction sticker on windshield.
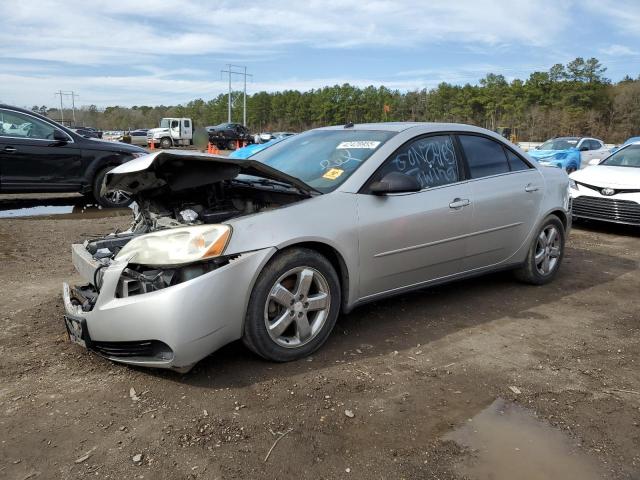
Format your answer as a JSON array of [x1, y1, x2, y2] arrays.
[[322, 168, 344, 180], [336, 141, 381, 149]]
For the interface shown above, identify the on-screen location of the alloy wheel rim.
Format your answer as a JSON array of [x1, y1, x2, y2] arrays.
[[535, 225, 561, 276], [264, 266, 331, 348], [103, 189, 130, 206]]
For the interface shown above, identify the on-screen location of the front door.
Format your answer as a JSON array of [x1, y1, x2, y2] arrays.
[[356, 134, 473, 299], [0, 108, 82, 191]]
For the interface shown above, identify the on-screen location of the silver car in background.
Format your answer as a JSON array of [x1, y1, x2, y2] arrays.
[[63, 123, 571, 372]]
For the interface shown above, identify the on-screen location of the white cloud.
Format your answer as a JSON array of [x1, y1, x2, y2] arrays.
[[2, 1, 638, 107], [0, 0, 572, 68], [583, 0, 640, 37], [599, 44, 638, 56]]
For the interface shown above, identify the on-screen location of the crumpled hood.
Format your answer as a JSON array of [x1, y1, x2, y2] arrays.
[[570, 165, 640, 189], [529, 149, 570, 160], [104, 150, 317, 195]]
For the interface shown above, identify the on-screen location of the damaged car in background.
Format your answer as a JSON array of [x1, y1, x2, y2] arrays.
[[63, 124, 571, 372]]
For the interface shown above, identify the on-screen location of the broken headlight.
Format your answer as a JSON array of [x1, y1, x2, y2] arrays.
[[115, 225, 231, 266]]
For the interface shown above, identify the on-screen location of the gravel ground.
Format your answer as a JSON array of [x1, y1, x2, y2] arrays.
[[0, 199, 638, 479]]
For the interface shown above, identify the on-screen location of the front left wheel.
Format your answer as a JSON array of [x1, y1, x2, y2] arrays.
[[243, 248, 341, 362]]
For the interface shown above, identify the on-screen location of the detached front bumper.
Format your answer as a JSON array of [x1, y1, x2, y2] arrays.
[[63, 245, 275, 371]]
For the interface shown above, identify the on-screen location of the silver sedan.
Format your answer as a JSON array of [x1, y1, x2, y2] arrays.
[[63, 123, 571, 372]]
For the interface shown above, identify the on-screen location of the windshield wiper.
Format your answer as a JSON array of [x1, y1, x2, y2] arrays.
[[233, 177, 314, 196]]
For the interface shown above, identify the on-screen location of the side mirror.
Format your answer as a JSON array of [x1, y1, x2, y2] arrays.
[[588, 158, 600, 166], [369, 172, 421, 195], [53, 130, 69, 142]]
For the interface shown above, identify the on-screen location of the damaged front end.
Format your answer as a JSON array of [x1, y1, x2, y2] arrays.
[[63, 151, 312, 370]]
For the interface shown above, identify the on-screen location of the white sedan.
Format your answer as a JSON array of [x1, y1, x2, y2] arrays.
[[569, 142, 640, 225]]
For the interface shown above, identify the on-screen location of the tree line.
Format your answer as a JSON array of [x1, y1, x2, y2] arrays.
[[36, 57, 640, 142]]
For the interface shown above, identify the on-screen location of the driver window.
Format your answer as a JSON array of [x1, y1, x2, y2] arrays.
[[170, 120, 179, 129], [376, 135, 460, 189], [0, 109, 56, 140]]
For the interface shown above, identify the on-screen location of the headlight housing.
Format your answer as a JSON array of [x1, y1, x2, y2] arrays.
[[569, 179, 578, 190], [116, 225, 231, 266]]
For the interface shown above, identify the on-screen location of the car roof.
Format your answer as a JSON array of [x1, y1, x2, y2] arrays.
[[0, 104, 38, 115], [316, 122, 496, 134]]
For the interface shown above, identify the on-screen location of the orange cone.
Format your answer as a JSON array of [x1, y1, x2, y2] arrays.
[[149, 140, 155, 151]]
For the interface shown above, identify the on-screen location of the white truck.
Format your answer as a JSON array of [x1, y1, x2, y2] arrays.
[[146, 118, 193, 149]]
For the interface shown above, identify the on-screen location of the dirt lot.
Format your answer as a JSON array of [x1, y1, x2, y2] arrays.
[[0, 195, 639, 479]]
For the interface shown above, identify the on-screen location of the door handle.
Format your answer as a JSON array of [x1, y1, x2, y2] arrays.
[[3, 146, 17, 153], [449, 198, 470, 209], [525, 184, 539, 192]]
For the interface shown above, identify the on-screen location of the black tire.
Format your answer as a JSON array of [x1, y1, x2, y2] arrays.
[[514, 215, 565, 285], [566, 165, 577, 174], [92, 167, 132, 208], [227, 140, 237, 150], [160, 137, 172, 149], [243, 248, 341, 362]]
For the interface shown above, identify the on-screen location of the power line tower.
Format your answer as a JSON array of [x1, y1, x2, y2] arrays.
[[54, 90, 65, 123], [53, 90, 80, 124], [220, 65, 252, 126]]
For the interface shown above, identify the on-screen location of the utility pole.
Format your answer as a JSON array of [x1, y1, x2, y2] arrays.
[[55, 90, 64, 123], [68, 91, 79, 125], [220, 65, 252, 126]]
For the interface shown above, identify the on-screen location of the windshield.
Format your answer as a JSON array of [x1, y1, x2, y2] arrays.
[[251, 129, 396, 193], [601, 144, 640, 168], [539, 137, 579, 150], [160, 119, 170, 128]]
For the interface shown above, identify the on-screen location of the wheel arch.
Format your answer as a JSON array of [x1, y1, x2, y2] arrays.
[[272, 241, 352, 314], [83, 152, 131, 193], [547, 209, 568, 231]]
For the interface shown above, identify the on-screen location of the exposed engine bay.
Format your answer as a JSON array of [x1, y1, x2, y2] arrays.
[[75, 151, 313, 301]]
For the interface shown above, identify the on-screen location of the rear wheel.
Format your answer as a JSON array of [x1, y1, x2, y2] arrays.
[[243, 248, 341, 362], [92, 167, 132, 208], [227, 140, 237, 150], [566, 165, 577, 174], [514, 215, 565, 285]]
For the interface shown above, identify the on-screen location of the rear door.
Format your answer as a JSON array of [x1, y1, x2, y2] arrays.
[[457, 134, 544, 270], [356, 134, 474, 299], [0, 108, 82, 191]]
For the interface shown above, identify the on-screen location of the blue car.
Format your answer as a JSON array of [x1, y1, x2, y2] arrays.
[[610, 136, 640, 154], [528, 136, 609, 172], [229, 136, 289, 159]]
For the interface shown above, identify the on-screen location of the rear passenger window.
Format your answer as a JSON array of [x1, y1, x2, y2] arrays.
[[505, 149, 530, 171], [458, 135, 510, 178], [376, 135, 459, 189]]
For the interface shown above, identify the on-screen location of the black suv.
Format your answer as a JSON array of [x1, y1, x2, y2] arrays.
[[206, 123, 253, 150], [0, 105, 146, 207]]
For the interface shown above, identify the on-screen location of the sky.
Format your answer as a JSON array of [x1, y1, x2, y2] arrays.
[[1, 0, 640, 109]]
